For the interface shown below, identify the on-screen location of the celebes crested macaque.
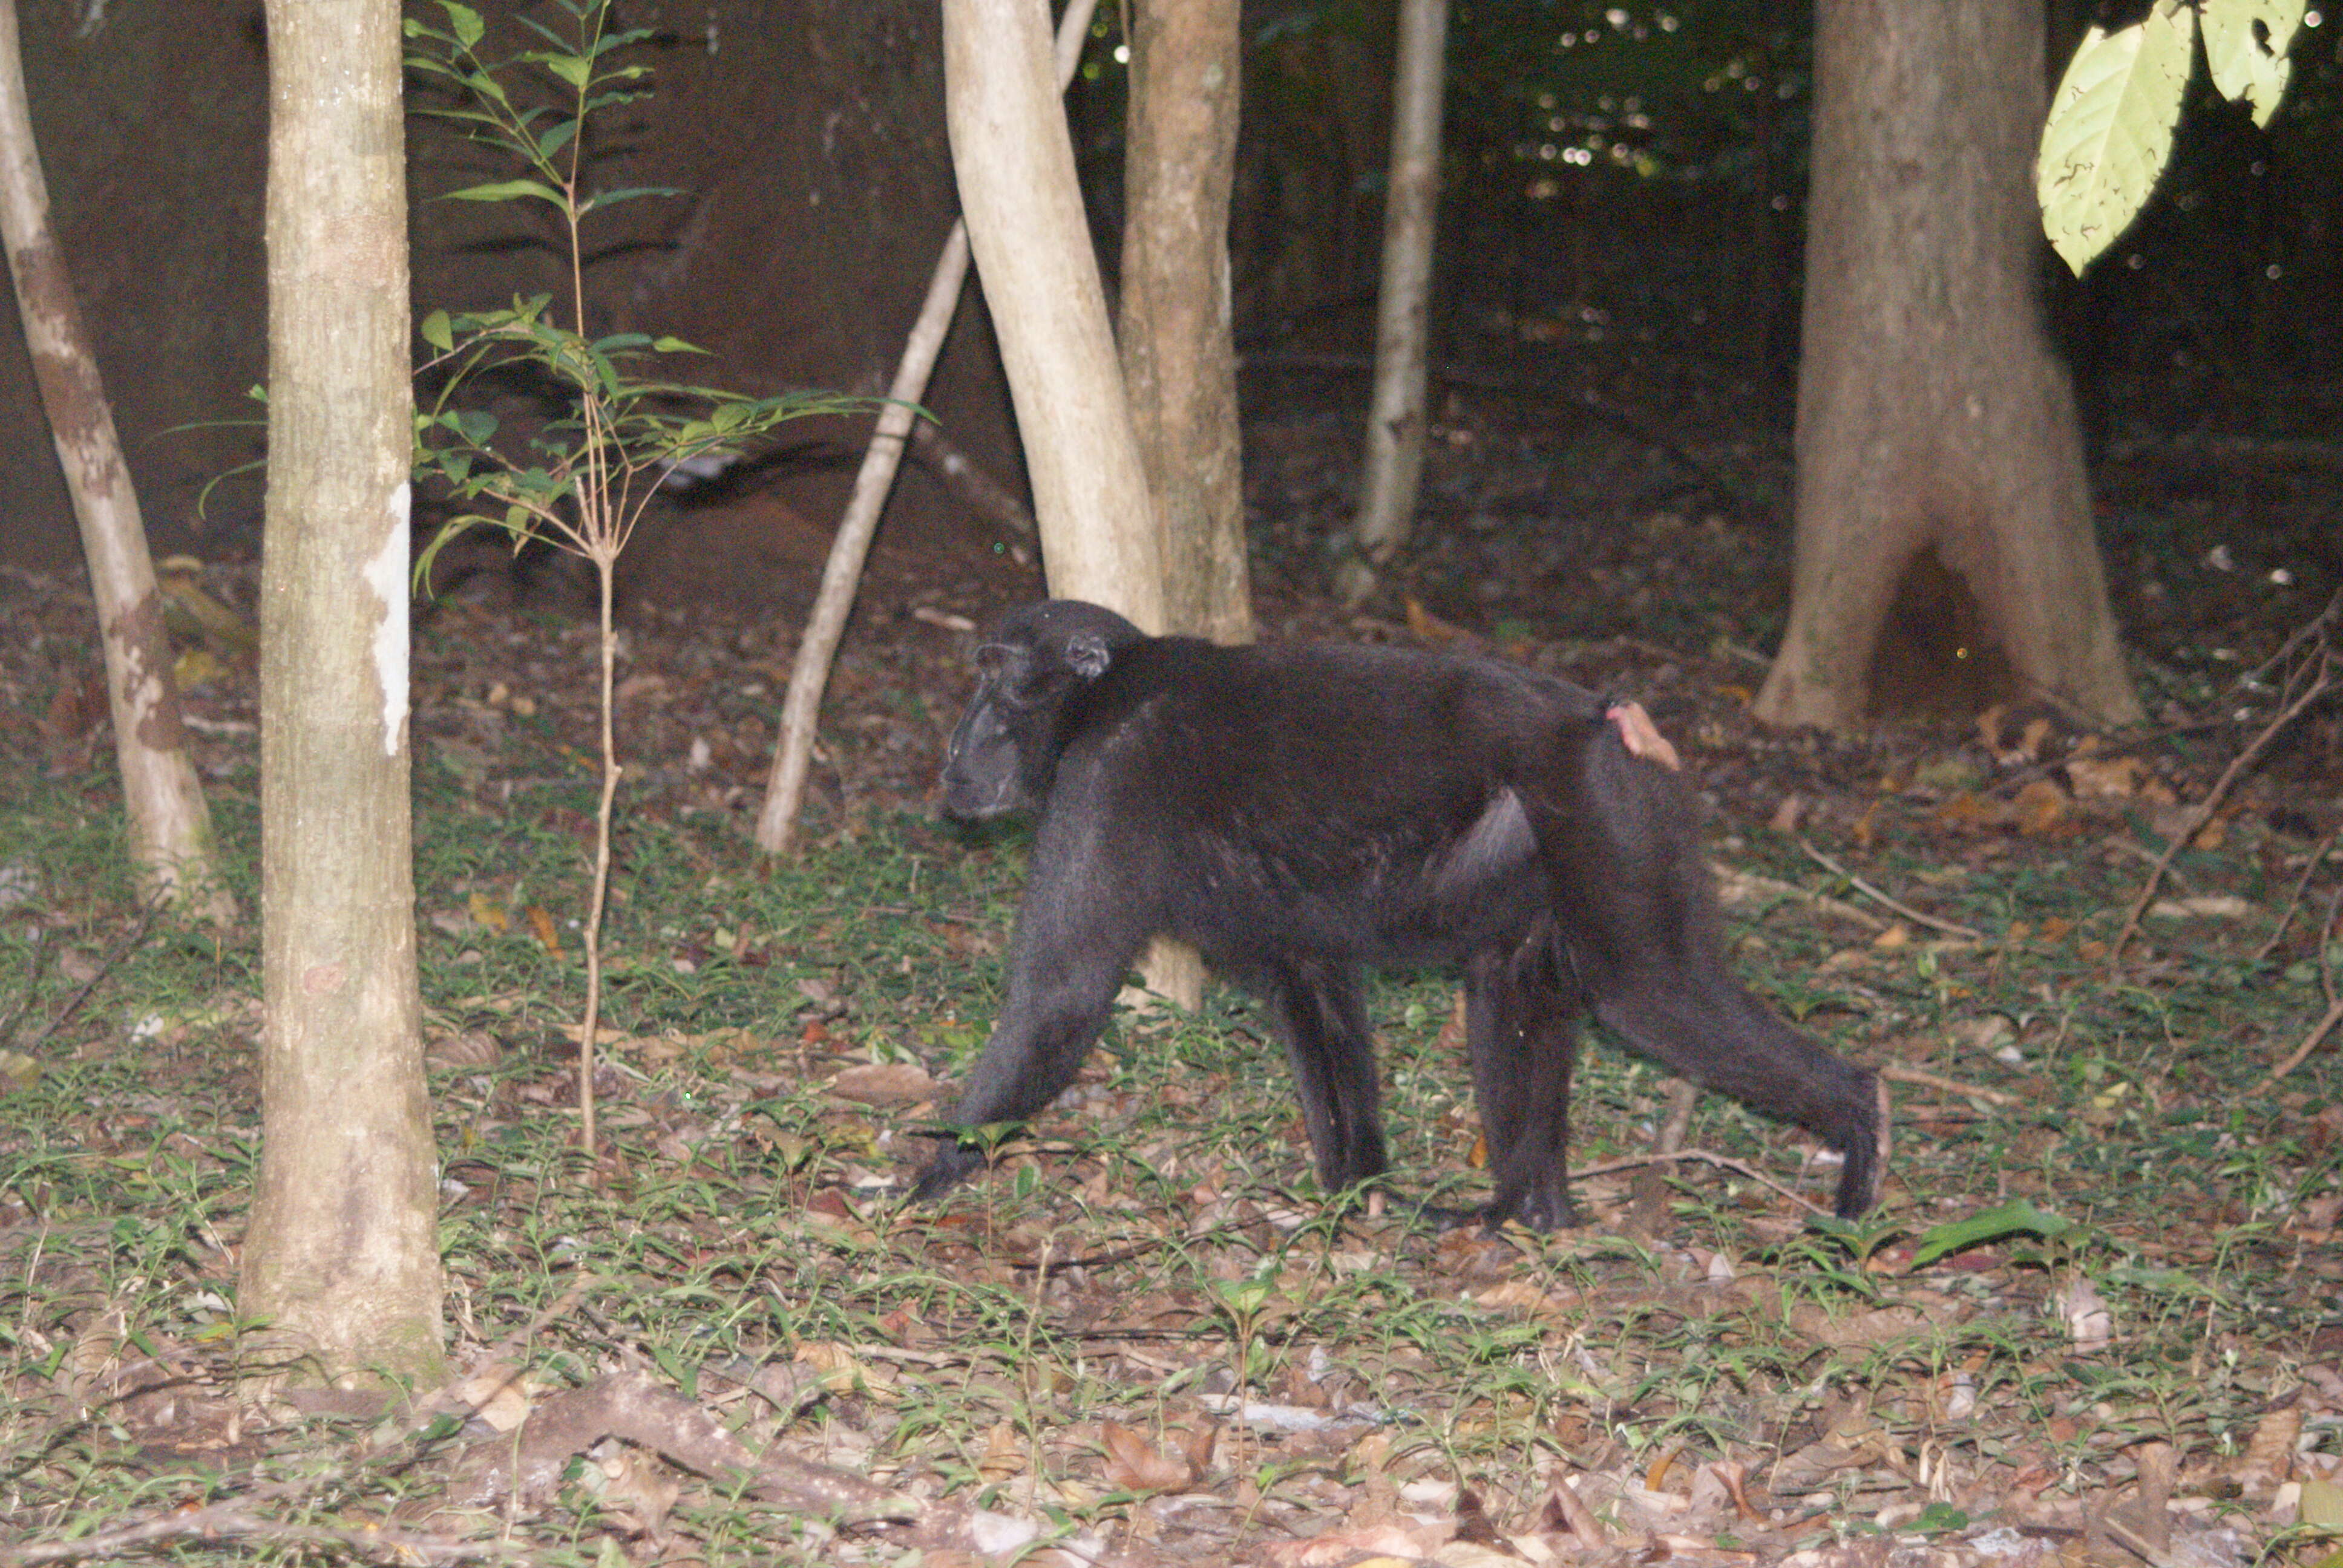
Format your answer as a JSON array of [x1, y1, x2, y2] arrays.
[[913, 601, 1887, 1229]]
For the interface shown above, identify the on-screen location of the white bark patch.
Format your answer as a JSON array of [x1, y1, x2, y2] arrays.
[[363, 485, 412, 757]]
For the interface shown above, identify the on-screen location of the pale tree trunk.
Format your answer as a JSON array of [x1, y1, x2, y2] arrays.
[[1342, 0, 1448, 603], [1115, 0, 1247, 1008], [1119, 0, 1249, 647], [942, 0, 1163, 633], [755, 0, 1099, 857], [0, 0, 232, 924], [945, 0, 1185, 1002], [1755, 0, 2141, 730], [241, 0, 444, 1385]]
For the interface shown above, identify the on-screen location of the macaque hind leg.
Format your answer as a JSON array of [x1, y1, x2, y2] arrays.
[[1467, 931, 1585, 1230], [1264, 961, 1390, 1197], [1533, 742, 1886, 1219], [1588, 979, 1883, 1217]]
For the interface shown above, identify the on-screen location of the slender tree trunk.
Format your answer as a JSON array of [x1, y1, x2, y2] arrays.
[[1343, 0, 1448, 601], [1755, 0, 2141, 730], [942, 0, 1162, 632], [0, 0, 231, 924], [1119, 0, 1249, 647], [1116, 0, 1247, 1008], [241, 0, 444, 1385]]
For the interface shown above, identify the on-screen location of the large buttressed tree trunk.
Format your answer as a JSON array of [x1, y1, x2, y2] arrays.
[[1756, 0, 2143, 730], [241, 0, 444, 1383], [0, 0, 231, 923], [1119, 0, 1250, 645], [943, 0, 1163, 631]]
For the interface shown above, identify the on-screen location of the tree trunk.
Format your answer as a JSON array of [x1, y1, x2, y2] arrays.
[[0, 0, 232, 924], [942, 0, 1162, 632], [240, 0, 444, 1385], [755, 0, 1098, 858], [1343, 0, 1448, 599], [1755, 0, 2142, 730], [1119, 0, 1249, 647], [1115, 0, 1247, 1008]]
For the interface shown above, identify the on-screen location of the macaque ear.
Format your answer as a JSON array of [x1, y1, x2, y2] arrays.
[[1064, 632, 1113, 681]]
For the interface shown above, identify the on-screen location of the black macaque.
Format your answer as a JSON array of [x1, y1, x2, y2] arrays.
[[913, 600, 1889, 1228]]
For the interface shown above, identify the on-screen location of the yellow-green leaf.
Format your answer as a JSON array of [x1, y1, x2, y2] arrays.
[[2036, 1, 2194, 275], [2201, 0, 2302, 128], [444, 178, 565, 207]]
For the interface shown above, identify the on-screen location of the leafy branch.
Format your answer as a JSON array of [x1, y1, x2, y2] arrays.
[[402, 0, 869, 1159]]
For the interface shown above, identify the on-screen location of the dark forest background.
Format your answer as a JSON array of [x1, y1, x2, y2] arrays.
[[2, 0, 2338, 610]]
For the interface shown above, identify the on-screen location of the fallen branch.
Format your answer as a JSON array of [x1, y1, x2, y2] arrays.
[[1565, 1145, 1833, 1217], [910, 419, 1035, 539], [1713, 863, 1887, 931], [2252, 826, 2338, 964], [1879, 1062, 2020, 1106], [1797, 841, 1983, 942], [2254, 874, 2343, 1091], [2110, 649, 2336, 965]]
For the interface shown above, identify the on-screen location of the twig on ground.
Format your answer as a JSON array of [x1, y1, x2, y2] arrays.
[[2254, 875, 2343, 1091], [2253, 827, 2339, 963], [1797, 841, 1984, 942], [1879, 1063, 2020, 1106], [1567, 1146, 1831, 1217], [18, 897, 159, 1053], [4, 1505, 526, 1565], [2111, 650, 2336, 965], [1714, 863, 1887, 931]]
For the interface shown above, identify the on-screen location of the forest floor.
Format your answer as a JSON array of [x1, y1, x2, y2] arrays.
[[1, 379, 2341, 1567]]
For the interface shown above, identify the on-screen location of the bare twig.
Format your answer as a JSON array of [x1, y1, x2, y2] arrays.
[[909, 419, 1035, 538], [2253, 827, 2339, 963], [1713, 863, 1887, 931], [1879, 1062, 2020, 1106], [4, 1504, 526, 1565], [1566, 1146, 1835, 1217], [19, 897, 159, 1053], [2111, 650, 2336, 965], [1797, 841, 1984, 942], [2253, 875, 2343, 1091], [2256, 996, 2343, 1091]]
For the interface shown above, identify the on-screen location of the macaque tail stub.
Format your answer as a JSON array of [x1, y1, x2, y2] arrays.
[[1603, 700, 1681, 772]]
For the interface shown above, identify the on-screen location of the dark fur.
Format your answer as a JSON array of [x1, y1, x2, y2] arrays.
[[916, 600, 1887, 1227]]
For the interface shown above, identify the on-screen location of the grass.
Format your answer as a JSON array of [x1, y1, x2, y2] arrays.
[[0, 632, 2339, 1566]]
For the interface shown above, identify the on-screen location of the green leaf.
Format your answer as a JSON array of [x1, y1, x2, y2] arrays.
[[594, 28, 657, 57], [2036, 2, 2195, 275], [577, 185, 681, 216], [531, 51, 592, 90], [535, 118, 581, 162], [436, 0, 485, 50], [2201, 0, 2302, 128], [420, 309, 454, 354], [1910, 1200, 2075, 1268], [2298, 1475, 2343, 1529], [410, 514, 493, 596], [444, 177, 568, 207], [649, 336, 703, 355]]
